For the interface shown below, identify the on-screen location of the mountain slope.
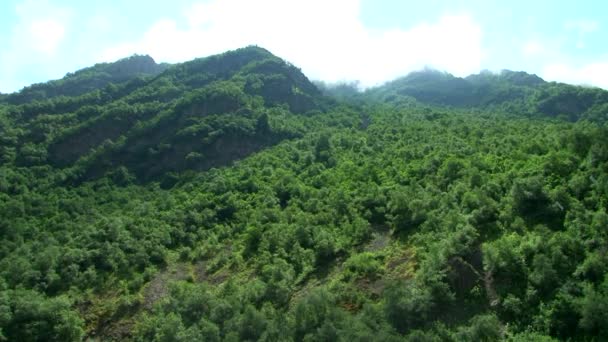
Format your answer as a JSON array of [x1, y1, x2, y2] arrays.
[[1, 48, 608, 342], [2, 46, 326, 185]]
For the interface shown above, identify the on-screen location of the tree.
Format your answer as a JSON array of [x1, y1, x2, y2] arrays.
[[383, 282, 433, 333], [2, 290, 84, 342], [387, 189, 427, 234]]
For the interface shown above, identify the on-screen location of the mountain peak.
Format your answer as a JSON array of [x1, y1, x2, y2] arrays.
[[90, 54, 161, 76], [498, 69, 545, 86]]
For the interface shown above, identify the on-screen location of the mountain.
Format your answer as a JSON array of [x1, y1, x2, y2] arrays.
[[369, 68, 608, 121], [1, 47, 608, 341], [2, 46, 326, 185]]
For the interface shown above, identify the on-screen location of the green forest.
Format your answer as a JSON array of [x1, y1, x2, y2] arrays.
[[1, 46, 608, 341]]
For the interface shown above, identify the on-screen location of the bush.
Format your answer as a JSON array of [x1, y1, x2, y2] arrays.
[[344, 252, 383, 279]]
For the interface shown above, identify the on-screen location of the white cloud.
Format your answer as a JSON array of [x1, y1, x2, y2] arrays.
[[565, 19, 599, 34], [26, 18, 66, 54], [13, 0, 71, 55], [543, 61, 608, 89], [101, 0, 483, 87], [87, 14, 113, 34], [522, 41, 546, 57], [565, 19, 599, 50], [0, 0, 72, 92]]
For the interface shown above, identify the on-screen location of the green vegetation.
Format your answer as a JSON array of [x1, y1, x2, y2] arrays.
[[1, 46, 608, 341]]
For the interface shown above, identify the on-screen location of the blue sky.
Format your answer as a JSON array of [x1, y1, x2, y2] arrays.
[[0, 0, 606, 92]]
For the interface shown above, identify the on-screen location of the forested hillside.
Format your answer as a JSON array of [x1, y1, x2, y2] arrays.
[[1, 47, 608, 341]]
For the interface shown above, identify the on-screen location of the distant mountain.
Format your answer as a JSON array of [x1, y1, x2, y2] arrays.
[[4, 55, 169, 104], [465, 69, 545, 87], [368, 68, 608, 121]]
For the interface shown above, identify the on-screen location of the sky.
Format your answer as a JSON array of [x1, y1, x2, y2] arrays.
[[0, 0, 607, 93]]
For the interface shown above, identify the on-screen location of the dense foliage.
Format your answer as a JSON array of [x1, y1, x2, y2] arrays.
[[1, 46, 608, 341]]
